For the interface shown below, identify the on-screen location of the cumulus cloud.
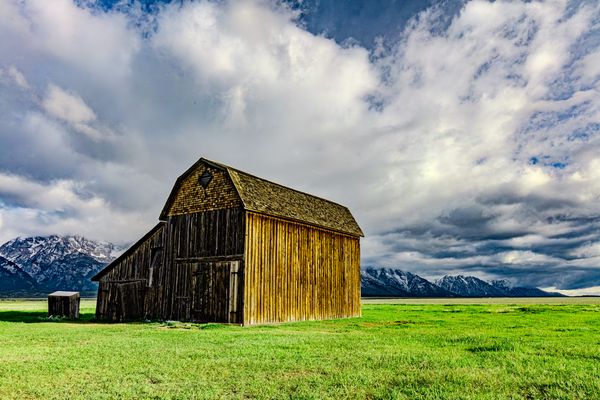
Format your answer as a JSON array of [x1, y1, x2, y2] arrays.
[[0, 0, 599, 290]]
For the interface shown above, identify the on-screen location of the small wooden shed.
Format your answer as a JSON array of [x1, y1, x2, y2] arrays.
[[92, 158, 363, 325], [48, 291, 80, 319]]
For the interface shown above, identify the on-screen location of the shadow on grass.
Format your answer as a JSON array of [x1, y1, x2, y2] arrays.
[[0, 310, 97, 323], [0, 311, 178, 326]]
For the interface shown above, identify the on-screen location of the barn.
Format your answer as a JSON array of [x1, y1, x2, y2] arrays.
[[92, 158, 363, 325]]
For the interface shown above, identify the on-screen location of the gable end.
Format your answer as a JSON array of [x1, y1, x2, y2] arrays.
[[159, 159, 243, 219]]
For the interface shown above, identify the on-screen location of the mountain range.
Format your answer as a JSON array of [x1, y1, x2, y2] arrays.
[[0, 235, 563, 297], [361, 268, 454, 297], [362, 267, 563, 297], [0, 235, 122, 295], [0, 255, 40, 294]]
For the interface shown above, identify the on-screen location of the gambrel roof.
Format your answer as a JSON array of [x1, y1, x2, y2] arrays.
[[160, 158, 363, 237]]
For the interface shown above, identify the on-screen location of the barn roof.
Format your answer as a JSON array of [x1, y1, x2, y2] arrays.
[[160, 158, 363, 237]]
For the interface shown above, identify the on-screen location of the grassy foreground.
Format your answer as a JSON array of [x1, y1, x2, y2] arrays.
[[0, 299, 599, 399]]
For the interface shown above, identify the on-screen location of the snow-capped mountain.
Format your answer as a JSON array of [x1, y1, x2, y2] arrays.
[[361, 267, 454, 297], [0, 235, 122, 292], [0, 255, 40, 292], [435, 275, 564, 297], [435, 275, 506, 297], [361, 267, 563, 297], [0, 235, 120, 277], [33, 253, 107, 291]]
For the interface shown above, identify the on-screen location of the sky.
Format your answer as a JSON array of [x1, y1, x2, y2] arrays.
[[1, 0, 600, 294]]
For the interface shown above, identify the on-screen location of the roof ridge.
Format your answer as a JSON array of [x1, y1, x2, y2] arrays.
[[202, 158, 350, 210]]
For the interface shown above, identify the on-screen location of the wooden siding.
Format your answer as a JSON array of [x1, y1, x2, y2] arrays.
[[167, 164, 241, 216], [48, 293, 80, 319], [96, 224, 165, 321], [96, 208, 245, 322], [160, 208, 245, 322], [165, 208, 245, 259], [243, 212, 361, 325], [97, 207, 360, 325], [170, 260, 242, 323]]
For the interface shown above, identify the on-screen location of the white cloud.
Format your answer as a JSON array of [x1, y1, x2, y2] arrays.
[[498, 250, 560, 265], [42, 84, 96, 124], [0, 0, 139, 78], [570, 242, 600, 258], [150, 0, 376, 146], [575, 49, 600, 85], [365, 0, 600, 232], [39, 83, 119, 141]]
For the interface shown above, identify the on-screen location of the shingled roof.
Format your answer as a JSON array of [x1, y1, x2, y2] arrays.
[[160, 158, 363, 237]]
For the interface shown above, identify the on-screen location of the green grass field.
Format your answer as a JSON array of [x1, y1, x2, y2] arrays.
[[1, 299, 599, 399]]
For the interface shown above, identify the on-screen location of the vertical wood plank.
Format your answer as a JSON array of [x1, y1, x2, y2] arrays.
[[242, 212, 361, 325]]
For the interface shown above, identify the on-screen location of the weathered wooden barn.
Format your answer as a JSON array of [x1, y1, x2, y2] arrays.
[[92, 158, 363, 325]]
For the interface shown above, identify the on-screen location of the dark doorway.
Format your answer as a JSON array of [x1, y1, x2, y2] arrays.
[[116, 281, 145, 321]]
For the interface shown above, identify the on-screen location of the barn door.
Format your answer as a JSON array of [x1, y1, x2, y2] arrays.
[[117, 281, 145, 321], [173, 261, 194, 321], [193, 260, 240, 323]]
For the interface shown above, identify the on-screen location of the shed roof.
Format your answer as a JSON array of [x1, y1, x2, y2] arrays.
[[49, 291, 79, 297], [160, 158, 363, 237]]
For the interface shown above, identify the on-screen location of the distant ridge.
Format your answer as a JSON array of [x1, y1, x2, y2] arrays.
[[362, 267, 564, 297], [435, 275, 505, 297]]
